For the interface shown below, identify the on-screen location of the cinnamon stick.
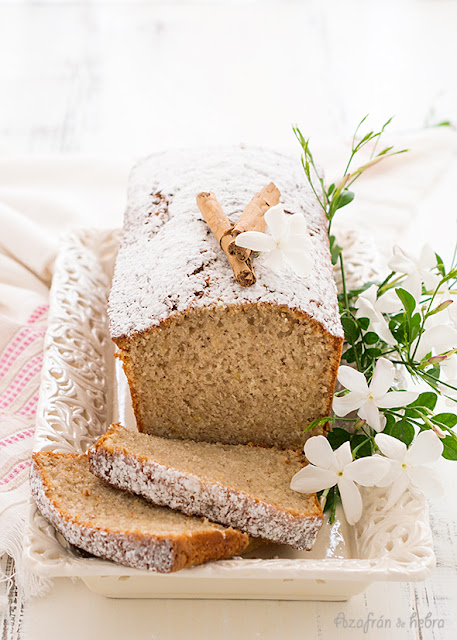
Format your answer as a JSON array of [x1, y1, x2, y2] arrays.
[[227, 182, 281, 261], [196, 192, 256, 287]]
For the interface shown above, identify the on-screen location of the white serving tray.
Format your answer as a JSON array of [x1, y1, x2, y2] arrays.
[[23, 229, 436, 600]]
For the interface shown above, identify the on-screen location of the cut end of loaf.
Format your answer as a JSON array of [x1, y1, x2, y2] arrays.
[[115, 302, 342, 449]]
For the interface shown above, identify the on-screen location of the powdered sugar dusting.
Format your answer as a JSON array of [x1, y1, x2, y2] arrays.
[[109, 147, 342, 339], [89, 446, 323, 551], [29, 459, 175, 572]]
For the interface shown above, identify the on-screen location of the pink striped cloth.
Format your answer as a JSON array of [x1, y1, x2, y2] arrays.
[[0, 305, 48, 487], [0, 202, 57, 603]]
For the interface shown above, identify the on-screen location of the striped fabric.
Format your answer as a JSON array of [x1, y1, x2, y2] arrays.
[[0, 304, 48, 629]]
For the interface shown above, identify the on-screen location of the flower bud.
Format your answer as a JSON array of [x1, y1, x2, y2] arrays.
[[427, 355, 448, 364], [430, 299, 454, 315]]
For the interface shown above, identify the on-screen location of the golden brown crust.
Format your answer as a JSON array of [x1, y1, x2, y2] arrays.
[[169, 527, 250, 572]]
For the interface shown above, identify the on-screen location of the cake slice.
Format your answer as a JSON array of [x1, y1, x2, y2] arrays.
[[30, 451, 250, 572], [89, 423, 323, 550]]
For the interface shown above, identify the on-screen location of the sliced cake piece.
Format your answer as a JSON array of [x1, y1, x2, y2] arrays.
[[30, 451, 250, 572], [89, 423, 323, 550]]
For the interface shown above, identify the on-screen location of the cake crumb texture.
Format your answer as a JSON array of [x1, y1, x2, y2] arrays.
[[30, 451, 250, 572]]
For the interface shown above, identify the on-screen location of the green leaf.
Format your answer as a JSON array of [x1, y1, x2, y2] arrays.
[[377, 145, 394, 156], [327, 427, 351, 450], [406, 392, 438, 412], [358, 317, 370, 331], [384, 412, 396, 431], [441, 436, 457, 460], [341, 316, 360, 343], [330, 242, 343, 265], [363, 332, 379, 345], [435, 252, 446, 276], [386, 419, 415, 446], [319, 485, 340, 518], [365, 347, 383, 359], [350, 434, 372, 457], [395, 287, 416, 317], [327, 183, 335, 196], [334, 189, 355, 211], [343, 346, 356, 363], [433, 412, 457, 428]]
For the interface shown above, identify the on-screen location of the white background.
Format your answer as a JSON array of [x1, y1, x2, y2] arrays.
[[1, 1, 457, 638]]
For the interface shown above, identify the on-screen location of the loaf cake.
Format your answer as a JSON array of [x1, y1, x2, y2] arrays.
[[30, 451, 250, 572], [109, 148, 343, 448], [89, 423, 323, 550]]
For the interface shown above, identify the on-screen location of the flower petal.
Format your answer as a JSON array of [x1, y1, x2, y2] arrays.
[[338, 477, 363, 525], [375, 458, 402, 487], [377, 390, 419, 408], [449, 300, 457, 329], [334, 441, 353, 470], [344, 456, 391, 487], [369, 357, 396, 399], [408, 466, 444, 499], [356, 284, 377, 305], [358, 398, 383, 432], [420, 243, 438, 270], [373, 318, 397, 346], [376, 289, 403, 314], [264, 205, 288, 242], [283, 249, 314, 277], [415, 325, 457, 361], [287, 213, 309, 236], [423, 271, 440, 292], [384, 472, 410, 509], [234, 231, 276, 252], [287, 234, 313, 252], [304, 435, 336, 470], [290, 465, 337, 493], [402, 273, 422, 302], [388, 245, 414, 274], [375, 433, 407, 461], [260, 248, 284, 273], [354, 298, 378, 323], [337, 365, 369, 394], [405, 430, 444, 465], [333, 392, 367, 417]]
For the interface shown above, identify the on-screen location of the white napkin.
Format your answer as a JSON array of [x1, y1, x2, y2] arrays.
[[0, 131, 456, 603]]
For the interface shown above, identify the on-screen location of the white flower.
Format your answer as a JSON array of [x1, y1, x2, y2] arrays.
[[333, 358, 419, 432], [449, 298, 457, 329], [388, 244, 440, 300], [424, 287, 457, 330], [354, 285, 401, 345], [413, 324, 457, 361], [290, 436, 390, 525], [375, 431, 444, 508], [234, 204, 314, 277], [441, 378, 457, 406]]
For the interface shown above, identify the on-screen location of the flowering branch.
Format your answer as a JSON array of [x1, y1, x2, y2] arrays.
[[290, 116, 457, 524]]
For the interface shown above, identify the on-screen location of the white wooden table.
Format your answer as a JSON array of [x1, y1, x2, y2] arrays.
[[1, 1, 457, 638]]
